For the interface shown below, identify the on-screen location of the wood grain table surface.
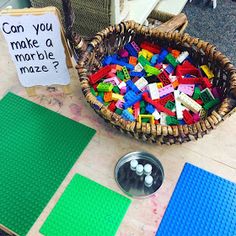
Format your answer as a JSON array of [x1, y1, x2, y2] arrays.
[[0, 32, 235, 236]]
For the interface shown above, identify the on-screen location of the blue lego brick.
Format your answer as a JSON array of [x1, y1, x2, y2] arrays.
[[110, 58, 134, 70], [102, 56, 113, 66], [124, 91, 136, 102], [130, 71, 145, 77], [96, 96, 103, 103], [156, 163, 236, 236], [150, 54, 159, 65], [145, 104, 155, 114], [178, 119, 186, 125], [123, 93, 142, 109], [121, 109, 135, 121], [185, 74, 196, 78], [119, 57, 129, 63], [165, 64, 174, 74], [126, 80, 140, 94], [124, 43, 138, 57], [157, 49, 168, 63]]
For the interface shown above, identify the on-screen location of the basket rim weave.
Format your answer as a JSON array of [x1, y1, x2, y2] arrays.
[[76, 21, 236, 143]]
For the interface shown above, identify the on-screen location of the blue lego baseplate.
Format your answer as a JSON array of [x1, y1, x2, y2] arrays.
[[156, 163, 236, 236]]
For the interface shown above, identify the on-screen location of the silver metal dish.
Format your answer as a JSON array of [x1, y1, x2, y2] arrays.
[[115, 151, 164, 198]]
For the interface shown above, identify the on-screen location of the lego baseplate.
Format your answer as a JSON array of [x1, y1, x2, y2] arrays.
[[0, 93, 96, 236], [40, 174, 131, 236], [156, 163, 236, 236]]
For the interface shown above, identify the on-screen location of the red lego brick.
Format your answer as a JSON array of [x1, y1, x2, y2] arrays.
[[202, 77, 212, 88], [176, 64, 202, 78], [178, 77, 202, 84], [142, 92, 175, 116], [183, 110, 194, 125], [89, 65, 112, 85], [140, 41, 161, 54], [181, 61, 196, 69], [92, 84, 98, 91], [159, 93, 175, 106], [158, 71, 171, 86], [195, 99, 204, 105], [108, 101, 116, 112], [155, 64, 163, 70]]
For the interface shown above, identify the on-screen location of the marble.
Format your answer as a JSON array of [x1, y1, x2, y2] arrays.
[[0, 32, 235, 236]]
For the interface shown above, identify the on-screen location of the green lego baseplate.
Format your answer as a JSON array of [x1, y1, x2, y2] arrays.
[[0, 93, 96, 236], [40, 174, 131, 236]]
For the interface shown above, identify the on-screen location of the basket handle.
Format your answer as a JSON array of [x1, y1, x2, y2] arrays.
[[61, 0, 88, 59], [152, 13, 188, 33], [61, 0, 75, 41], [229, 71, 236, 107]]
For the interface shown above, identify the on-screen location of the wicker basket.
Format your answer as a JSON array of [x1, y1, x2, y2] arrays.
[[75, 21, 236, 144]]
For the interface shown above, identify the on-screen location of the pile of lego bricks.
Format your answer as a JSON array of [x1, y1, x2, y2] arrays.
[[88, 40, 221, 126]]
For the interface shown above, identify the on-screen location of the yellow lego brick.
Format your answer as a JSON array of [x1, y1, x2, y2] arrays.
[[141, 49, 153, 61], [138, 115, 155, 124], [200, 65, 214, 80], [112, 93, 123, 101], [127, 108, 133, 114], [157, 82, 163, 89]]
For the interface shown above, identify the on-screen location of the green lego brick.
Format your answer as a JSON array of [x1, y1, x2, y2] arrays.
[[115, 108, 123, 115], [144, 65, 161, 76], [117, 71, 125, 81], [98, 91, 104, 98], [200, 89, 214, 104], [192, 87, 201, 100], [0, 93, 96, 236], [140, 107, 146, 114], [166, 116, 179, 125], [97, 82, 114, 92], [165, 54, 179, 68], [165, 101, 175, 111], [40, 174, 131, 236], [203, 98, 220, 110], [112, 86, 120, 94], [90, 87, 97, 96], [138, 55, 150, 67], [140, 100, 146, 108], [141, 118, 150, 123], [122, 67, 130, 80], [104, 102, 110, 106]]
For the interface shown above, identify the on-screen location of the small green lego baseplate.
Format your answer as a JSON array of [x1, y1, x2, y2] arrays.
[[0, 93, 96, 236], [40, 174, 131, 236]]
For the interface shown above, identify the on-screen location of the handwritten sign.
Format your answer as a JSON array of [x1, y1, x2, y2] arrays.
[[0, 11, 70, 87]]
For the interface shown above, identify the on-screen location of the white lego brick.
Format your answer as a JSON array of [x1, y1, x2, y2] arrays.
[[134, 77, 148, 91], [160, 112, 167, 125], [147, 83, 160, 100], [118, 81, 126, 89], [152, 109, 161, 120], [176, 51, 189, 64], [134, 63, 144, 72], [178, 92, 202, 113], [174, 90, 184, 120]]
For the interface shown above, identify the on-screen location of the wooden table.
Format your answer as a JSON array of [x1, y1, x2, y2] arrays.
[[0, 32, 235, 236]]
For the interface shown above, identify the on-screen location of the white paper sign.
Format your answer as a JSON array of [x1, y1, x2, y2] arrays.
[[0, 13, 70, 87]]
